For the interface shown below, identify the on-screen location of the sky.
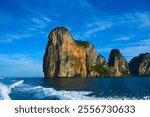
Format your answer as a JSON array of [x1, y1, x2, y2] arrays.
[[0, 0, 150, 77]]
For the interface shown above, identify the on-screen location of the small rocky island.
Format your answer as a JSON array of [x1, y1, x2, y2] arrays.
[[43, 27, 150, 78]]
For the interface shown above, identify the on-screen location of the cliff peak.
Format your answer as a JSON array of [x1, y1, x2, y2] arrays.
[[43, 27, 97, 78], [108, 49, 130, 77], [108, 49, 122, 66]]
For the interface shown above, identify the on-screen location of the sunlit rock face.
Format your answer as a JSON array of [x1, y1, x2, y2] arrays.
[[108, 49, 130, 77], [43, 27, 97, 78]]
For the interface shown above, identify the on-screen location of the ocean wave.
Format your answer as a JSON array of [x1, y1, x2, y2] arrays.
[[32, 86, 93, 100], [22, 85, 150, 100], [9, 80, 24, 89], [23, 86, 135, 100], [0, 83, 11, 100], [2, 82, 149, 100], [0, 80, 24, 100], [143, 96, 150, 100]]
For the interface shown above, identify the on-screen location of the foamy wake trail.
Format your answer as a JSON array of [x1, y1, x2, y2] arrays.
[[30, 86, 100, 100], [0, 83, 11, 100], [26, 86, 141, 100], [0, 80, 24, 100], [9, 80, 24, 89]]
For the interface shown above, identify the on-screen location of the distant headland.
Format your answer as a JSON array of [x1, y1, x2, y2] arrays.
[[43, 27, 150, 78]]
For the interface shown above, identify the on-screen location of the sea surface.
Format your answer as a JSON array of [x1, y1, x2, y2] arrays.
[[0, 77, 150, 100]]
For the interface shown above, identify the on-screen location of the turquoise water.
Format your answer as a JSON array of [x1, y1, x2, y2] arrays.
[[0, 77, 150, 100]]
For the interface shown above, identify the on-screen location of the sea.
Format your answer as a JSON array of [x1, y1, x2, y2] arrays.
[[0, 77, 150, 100]]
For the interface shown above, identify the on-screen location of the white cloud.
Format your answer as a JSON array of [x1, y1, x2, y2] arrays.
[[113, 36, 132, 41], [83, 12, 150, 39], [121, 45, 150, 61], [0, 7, 53, 43], [121, 39, 150, 60], [0, 54, 43, 77], [117, 12, 150, 28], [31, 16, 52, 28], [86, 22, 112, 35], [0, 15, 52, 43], [97, 47, 112, 53], [98, 39, 150, 61], [127, 39, 150, 46], [0, 34, 31, 43]]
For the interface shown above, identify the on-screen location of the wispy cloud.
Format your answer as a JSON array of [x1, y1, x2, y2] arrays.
[[0, 7, 53, 43], [30, 16, 52, 28], [122, 39, 150, 57], [123, 12, 150, 28], [0, 54, 43, 77], [98, 39, 150, 61], [80, 12, 150, 39], [85, 21, 112, 35], [97, 47, 112, 53], [0, 34, 31, 43], [113, 36, 132, 41]]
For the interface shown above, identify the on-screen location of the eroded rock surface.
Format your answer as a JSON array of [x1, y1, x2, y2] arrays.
[[129, 53, 150, 76]]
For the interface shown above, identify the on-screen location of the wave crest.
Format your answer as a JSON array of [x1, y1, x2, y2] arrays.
[[0, 80, 24, 100]]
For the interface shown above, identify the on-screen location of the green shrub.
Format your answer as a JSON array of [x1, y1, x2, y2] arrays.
[[90, 65, 111, 76], [122, 70, 130, 76]]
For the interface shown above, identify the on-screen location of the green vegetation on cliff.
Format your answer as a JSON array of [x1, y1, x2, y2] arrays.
[[122, 70, 130, 77], [75, 40, 90, 48], [90, 65, 111, 76]]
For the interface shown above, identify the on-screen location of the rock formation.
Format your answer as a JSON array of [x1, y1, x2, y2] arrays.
[[43, 27, 97, 78], [89, 54, 112, 77], [129, 53, 150, 76], [108, 49, 130, 77], [43, 27, 149, 78], [97, 54, 107, 67]]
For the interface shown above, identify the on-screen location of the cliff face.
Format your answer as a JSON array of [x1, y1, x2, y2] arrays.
[[43, 27, 149, 78], [129, 53, 150, 76], [43, 27, 97, 78], [108, 49, 130, 77]]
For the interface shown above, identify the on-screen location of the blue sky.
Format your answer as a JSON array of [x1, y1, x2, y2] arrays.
[[0, 0, 150, 77]]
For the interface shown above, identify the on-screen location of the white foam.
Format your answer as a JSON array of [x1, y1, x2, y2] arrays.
[[0, 80, 24, 100], [0, 83, 11, 100], [29, 86, 143, 100], [8, 83, 149, 100], [143, 96, 150, 100], [30, 86, 103, 100], [9, 80, 24, 89]]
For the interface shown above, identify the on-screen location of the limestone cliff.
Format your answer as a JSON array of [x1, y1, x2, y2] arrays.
[[129, 53, 150, 76], [43, 27, 149, 78], [43, 27, 97, 78], [108, 49, 130, 77]]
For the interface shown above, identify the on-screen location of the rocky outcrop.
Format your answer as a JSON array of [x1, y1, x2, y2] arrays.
[[43, 27, 149, 78], [129, 53, 150, 76], [43, 27, 97, 78], [97, 54, 108, 67], [108, 49, 130, 77], [88, 54, 112, 77]]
